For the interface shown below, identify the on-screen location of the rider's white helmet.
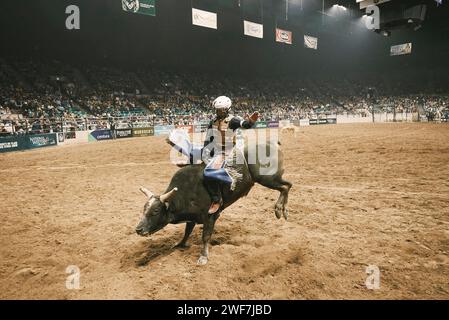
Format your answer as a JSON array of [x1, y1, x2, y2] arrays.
[[212, 96, 232, 111]]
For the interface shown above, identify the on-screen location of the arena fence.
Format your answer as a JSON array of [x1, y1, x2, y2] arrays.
[[1, 111, 446, 153]]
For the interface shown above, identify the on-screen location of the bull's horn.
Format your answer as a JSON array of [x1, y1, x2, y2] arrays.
[[139, 186, 154, 199], [160, 187, 178, 203]]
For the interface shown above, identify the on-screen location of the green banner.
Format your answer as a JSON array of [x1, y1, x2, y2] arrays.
[[254, 121, 267, 129], [28, 134, 57, 149], [122, 0, 156, 16], [0, 133, 57, 153]]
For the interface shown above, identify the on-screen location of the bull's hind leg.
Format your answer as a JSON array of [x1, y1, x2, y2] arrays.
[[257, 176, 292, 220], [198, 213, 219, 265], [174, 222, 196, 249]]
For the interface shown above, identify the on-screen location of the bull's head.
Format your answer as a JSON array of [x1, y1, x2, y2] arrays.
[[135, 186, 178, 236]]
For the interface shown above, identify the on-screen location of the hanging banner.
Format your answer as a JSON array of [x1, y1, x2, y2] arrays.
[[192, 8, 217, 30], [275, 28, 292, 44], [244, 20, 263, 39], [122, 0, 156, 16], [390, 43, 412, 56], [358, 0, 391, 10], [304, 35, 318, 50]]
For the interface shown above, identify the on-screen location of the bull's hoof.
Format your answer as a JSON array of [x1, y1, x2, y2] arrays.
[[197, 255, 208, 265], [173, 243, 190, 250], [275, 204, 283, 219], [283, 208, 288, 221]]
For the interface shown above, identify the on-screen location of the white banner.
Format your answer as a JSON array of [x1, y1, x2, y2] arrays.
[[243, 20, 263, 39], [390, 43, 412, 56], [192, 8, 217, 30], [357, 0, 391, 9], [304, 35, 318, 50]]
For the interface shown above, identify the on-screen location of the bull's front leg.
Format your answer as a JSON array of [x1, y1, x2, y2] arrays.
[[174, 222, 196, 249], [197, 213, 219, 265]]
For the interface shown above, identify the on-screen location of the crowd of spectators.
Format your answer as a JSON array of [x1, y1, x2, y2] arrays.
[[1, 59, 448, 136]]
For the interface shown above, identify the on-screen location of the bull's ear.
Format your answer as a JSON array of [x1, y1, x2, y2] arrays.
[[160, 187, 178, 203], [139, 186, 154, 199]]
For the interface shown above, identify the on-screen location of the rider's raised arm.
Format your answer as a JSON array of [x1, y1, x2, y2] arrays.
[[228, 112, 259, 130]]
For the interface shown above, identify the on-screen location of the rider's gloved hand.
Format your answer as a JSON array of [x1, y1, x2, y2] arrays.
[[249, 111, 259, 124], [165, 136, 175, 147]]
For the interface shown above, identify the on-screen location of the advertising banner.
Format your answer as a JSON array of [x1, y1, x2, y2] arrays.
[[275, 28, 292, 44], [304, 35, 318, 50], [27, 133, 57, 149], [359, 0, 391, 10], [390, 43, 412, 56], [244, 20, 263, 39], [318, 118, 328, 125], [116, 128, 134, 138], [192, 8, 217, 29], [0, 133, 57, 153], [267, 121, 279, 128], [0, 136, 20, 152], [122, 0, 156, 16], [254, 121, 267, 129], [131, 127, 154, 137], [89, 129, 112, 141]]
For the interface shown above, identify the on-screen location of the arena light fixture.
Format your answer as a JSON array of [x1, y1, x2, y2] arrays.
[[333, 4, 347, 11], [333, 4, 347, 10]]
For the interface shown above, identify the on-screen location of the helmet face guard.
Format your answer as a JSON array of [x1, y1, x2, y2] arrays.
[[215, 107, 229, 119]]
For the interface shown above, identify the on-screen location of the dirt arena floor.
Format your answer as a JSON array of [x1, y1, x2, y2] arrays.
[[1, 123, 448, 299]]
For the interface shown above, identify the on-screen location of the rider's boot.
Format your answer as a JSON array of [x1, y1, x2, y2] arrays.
[[205, 180, 223, 215]]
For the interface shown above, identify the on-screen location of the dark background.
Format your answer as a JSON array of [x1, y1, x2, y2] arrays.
[[0, 0, 448, 76]]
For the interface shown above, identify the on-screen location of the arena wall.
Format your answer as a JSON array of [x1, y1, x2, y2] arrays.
[[0, 115, 429, 154], [336, 112, 418, 124], [57, 131, 89, 145]]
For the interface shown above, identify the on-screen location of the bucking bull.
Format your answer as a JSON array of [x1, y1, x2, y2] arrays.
[[135, 131, 292, 265]]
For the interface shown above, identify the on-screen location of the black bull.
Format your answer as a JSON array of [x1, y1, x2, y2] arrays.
[[135, 141, 292, 265]]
